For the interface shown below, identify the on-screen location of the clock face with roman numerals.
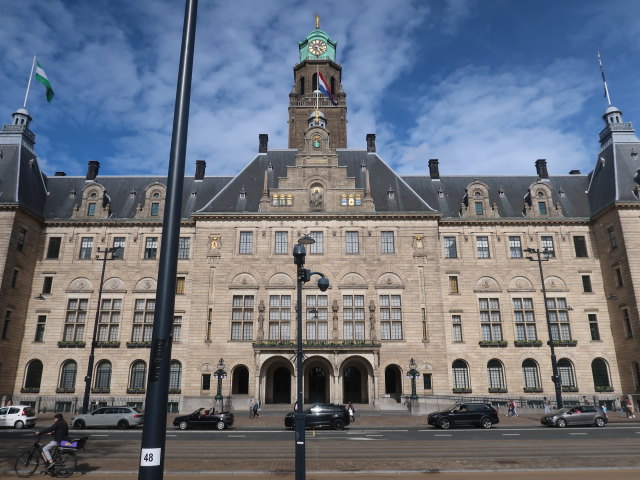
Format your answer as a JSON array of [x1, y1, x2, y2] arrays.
[[309, 39, 327, 56]]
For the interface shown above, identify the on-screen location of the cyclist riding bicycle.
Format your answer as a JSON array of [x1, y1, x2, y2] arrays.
[[35, 413, 69, 471]]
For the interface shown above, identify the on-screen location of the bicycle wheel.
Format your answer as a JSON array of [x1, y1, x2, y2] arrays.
[[52, 451, 77, 478], [14, 451, 39, 478]]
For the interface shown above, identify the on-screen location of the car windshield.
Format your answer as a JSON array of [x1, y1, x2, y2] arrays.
[[133, 408, 143, 414], [553, 408, 572, 414], [447, 403, 461, 411]]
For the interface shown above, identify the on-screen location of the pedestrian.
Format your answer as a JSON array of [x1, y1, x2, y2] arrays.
[[6, 399, 13, 406], [602, 404, 608, 417], [626, 397, 635, 419], [252, 399, 260, 418], [511, 399, 518, 417], [294, 400, 298, 412], [347, 402, 355, 423], [620, 396, 628, 417], [543, 397, 551, 414], [582, 396, 591, 405], [35, 413, 69, 471], [249, 399, 255, 419]]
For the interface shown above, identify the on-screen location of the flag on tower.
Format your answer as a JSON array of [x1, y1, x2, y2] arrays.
[[317, 72, 337, 105], [35, 60, 55, 103]]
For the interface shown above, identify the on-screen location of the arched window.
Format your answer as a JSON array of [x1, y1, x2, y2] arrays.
[[312, 73, 318, 92], [487, 359, 505, 390], [129, 360, 147, 390], [557, 358, 576, 389], [94, 360, 112, 390], [591, 358, 611, 390], [169, 360, 181, 391], [452, 360, 470, 390], [300, 77, 305, 96], [330, 77, 335, 95], [232, 365, 249, 394], [24, 360, 43, 390], [59, 360, 77, 391], [522, 359, 541, 389]]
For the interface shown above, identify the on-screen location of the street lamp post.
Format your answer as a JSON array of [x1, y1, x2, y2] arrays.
[[406, 358, 421, 401], [214, 358, 227, 412], [293, 235, 329, 480], [82, 246, 121, 415], [526, 247, 563, 409]]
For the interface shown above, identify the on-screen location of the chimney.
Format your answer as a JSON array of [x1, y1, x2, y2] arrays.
[[259, 134, 268, 153], [535, 159, 549, 179], [86, 161, 100, 181], [195, 160, 206, 180], [429, 159, 440, 179], [366, 133, 376, 152], [569, 169, 581, 175], [54, 171, 66, 176]]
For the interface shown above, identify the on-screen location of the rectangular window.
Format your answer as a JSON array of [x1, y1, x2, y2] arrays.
[[343, 295, 365, 340], [64, 299, 88, 342], [34, 315, 47, 342], [11, 269, 19, 288], [546, 298, 571, 341], [42, 276, 53, 294], [509, 236, 523, 258], [150, 202, 160, 216], [47, 237, 61, 259], [144, 237, 158, 259], [541, 236, 555, 258], [345, 231, 359, 254], [178, 237, 190, 259], [309, 231, 324, 254], [113, 237, 125, 258], [444, 236, 457, 258], [231, 295, 254, 340], [623, 309, 633, 338], [538, 201, 548, 215], [423, 373, 432, 390], [98, 299, 121, 342], [479, 298, 502, 341], [131, 299, 155, 342], [452, 315, 463, 342], [268, 295, 291, 340], [172, 316, 182, 342], [79, 237, 93, 259], [239, 231, 253, 254], [380, 295, 403, 340], [513, 298, 537, 341], [607, 227, 617, 249], [175, 277, 186, 295], [615, 267, 624, 287], [17, 228, 26, 251], [306, 295, 328, 340], [87, 203, 96, 216], [201, 374, 211, 390], [449, 276, 459, 294], [476, 236, 490, 258], [275, 231, 288, 254], [381, 231, 395, 254], [475, 201, 484, 215], [573, 236, 588, 257], [582, 275, 592, 293], [589, 313, 601, 341], [2, 311, 10, 339]]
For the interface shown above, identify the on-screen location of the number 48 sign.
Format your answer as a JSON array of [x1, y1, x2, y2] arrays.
[[141, 448, 161, 467]]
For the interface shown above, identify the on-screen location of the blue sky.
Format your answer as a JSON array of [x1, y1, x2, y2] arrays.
[[1, 0, 640, 178]]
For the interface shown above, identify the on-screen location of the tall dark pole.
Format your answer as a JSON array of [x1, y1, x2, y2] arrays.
[[293, 242, 307, 480], [138, 1, 198, 478], [527, 248, 563, 409], [82, 246, 120, 414]]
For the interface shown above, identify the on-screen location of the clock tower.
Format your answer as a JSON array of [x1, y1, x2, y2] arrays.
[[288, 17, 347, 149]]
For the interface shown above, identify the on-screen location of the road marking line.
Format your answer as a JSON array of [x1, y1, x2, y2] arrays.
[[434, 434, 452, 437], [569, 433, 587, 435], [228, 435, 246, 437], [91, 434, 109, 437], [501, 434, 520, 436], [166, 434, 176, 437], [366, 434, 383, 437]]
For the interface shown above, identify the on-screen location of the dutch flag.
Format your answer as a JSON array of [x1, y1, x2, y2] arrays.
[[317, 72, 338, 105]]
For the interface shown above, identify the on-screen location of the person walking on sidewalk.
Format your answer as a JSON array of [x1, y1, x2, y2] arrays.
[[249, 399, 255, 419], [510, 399, 518, 417], [620, 396, 628, 417], [626, 397, 635, 418], [543, 397, 551, 414], [347, 402, 356, 423], [252, 399, 260, 418]]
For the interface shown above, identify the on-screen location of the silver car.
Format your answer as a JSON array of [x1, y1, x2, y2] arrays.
[[71, 406, 144, 430], [540, 405, 608, 428]]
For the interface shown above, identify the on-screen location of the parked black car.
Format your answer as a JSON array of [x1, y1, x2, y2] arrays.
[[173, 408, 234, 430], [284, 404, 350, 430], [427, 402, 499, 429], [540, 405, 608, 427]]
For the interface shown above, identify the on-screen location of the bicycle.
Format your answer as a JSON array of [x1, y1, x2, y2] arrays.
[[14, 434, 86, 478]]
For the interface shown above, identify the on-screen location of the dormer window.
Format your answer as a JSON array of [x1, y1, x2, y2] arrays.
[[150, 203, 160, 216], [475, 201, 484, 215], [538, 201, 548, 215], [87, 203, 96, 216], [387, 187, 395, 200]]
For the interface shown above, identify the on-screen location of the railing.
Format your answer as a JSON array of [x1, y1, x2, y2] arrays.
[[294, 96, 338, 107], [252, 339, 381, 349]]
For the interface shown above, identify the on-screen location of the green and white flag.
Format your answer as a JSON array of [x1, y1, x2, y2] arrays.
[[35, 60, 54, 102]]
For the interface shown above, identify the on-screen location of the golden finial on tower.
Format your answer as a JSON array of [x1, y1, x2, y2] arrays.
[[315, 14, 320, 29], [315, 109, 320, 123]]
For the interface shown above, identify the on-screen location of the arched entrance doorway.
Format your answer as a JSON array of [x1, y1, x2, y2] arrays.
[[232, 365, 249, 394], [273, 367, 291, 403], [308, 367, 327, 404], [261, 356, 293, 404], [343, 367, 362, 403], [385, 364, 402, 402]]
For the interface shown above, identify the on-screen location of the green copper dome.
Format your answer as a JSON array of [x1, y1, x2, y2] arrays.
[[298, 18, 337, 62]]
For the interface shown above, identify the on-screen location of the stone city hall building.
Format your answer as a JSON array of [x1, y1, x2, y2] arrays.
[[1, 24, 639, 414]]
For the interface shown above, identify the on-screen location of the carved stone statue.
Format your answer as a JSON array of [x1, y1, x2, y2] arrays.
[[257, 300, 265, 340], [310, 188, 323, 209], [369, 299, 377, 341]]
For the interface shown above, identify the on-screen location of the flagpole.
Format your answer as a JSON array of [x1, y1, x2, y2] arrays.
[[23, 55, 37, 108], [597, 51, 612, 106]]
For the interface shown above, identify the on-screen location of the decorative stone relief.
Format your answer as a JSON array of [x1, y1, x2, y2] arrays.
[[413, 234, 427, 257], [208, 235, 222, 256]]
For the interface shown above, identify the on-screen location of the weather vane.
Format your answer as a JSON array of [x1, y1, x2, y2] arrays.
[[315, 14, 320, 29]]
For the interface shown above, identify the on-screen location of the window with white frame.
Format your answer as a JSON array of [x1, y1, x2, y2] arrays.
[[513, 298, 537, 341], [239, 231, 253, 254], [380, 294, 403, 340], [546, 298, 571, 340], [63, 299, 88, 342], [306, 295, 328, 339], [309, 231, 324, 254], [97, 299, 121, 342], [131, 299, 155, 342], [169, 360, 181, 390], [452, 315, 463, 342], [172, 316, 182, 342], [589, 313, 601, 340], [144, 237, 158, 259], [487, 359, 506, 389], [558, 358, 576, 388], [541, 236, 555, 258], [479, 298, 502, 341], [509, 236, 523, 258], [522, 359, 541, 389], [129, 361, 146, 390], [34, 315, 46, 342], [452, 359, 470, 389], [268, 295, 291, 340], [476, 236, 490, 258], [231, 295, 254, 340], [345, 231, 359, 254], [112, 237, 125, 258], [275, 231, 288, 254], [79, 237, 93, 259], [444, 236, 457, 258], [94, 360, 112, 390], [343, 295, 365, 339], [178, 237, 190, 259], [381, 231, 395, 253], [59, 360, 77, 391]]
